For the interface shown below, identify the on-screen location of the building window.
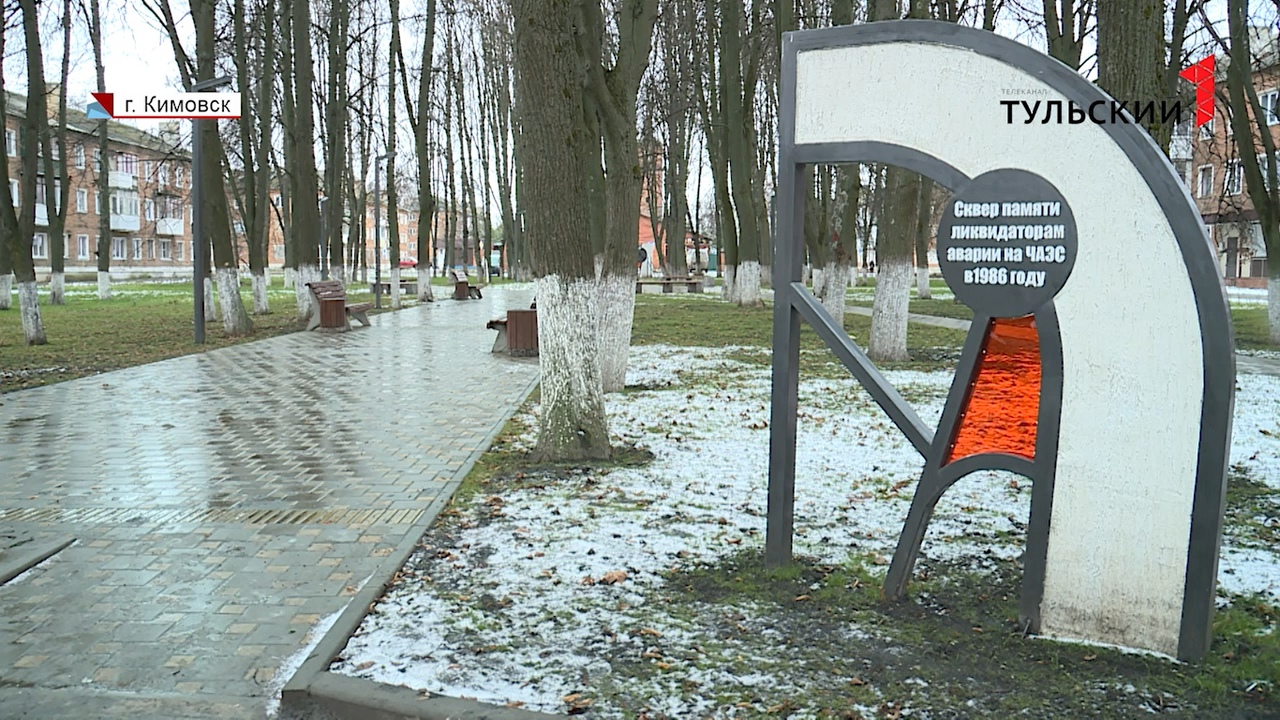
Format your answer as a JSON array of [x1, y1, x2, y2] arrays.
[[110, 190, 139, 218], [74, 144, 85, 169], [64, 233, 71, 258], [92, 148, 101, 168], [76, 188, 87, 213], [32, 233, 47, 259], [145, 199, 155, 221], [9, 179, 18, 206], [77, 234, 89, 259], [1197, 165, 1214, 198], [111, 237, 126, 259], [160, 239, 171, 260], [175, 166, 185, 188], [158, 163, 169, 186], [4, 129, 14, 157], [115, 153, 138, 176], [147, 238, 156, 259], [143, 161, 152, 181], [176, 236, 184, 259], [1198, 117, 1215, 141], [1225, 159, 1243, 195]]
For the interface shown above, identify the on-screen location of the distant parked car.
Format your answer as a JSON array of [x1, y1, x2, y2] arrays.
[[399, 257, 418, 269]]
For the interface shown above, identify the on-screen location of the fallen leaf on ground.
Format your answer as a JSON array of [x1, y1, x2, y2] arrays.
[[600, 570, 628, 585], [639, 627, 662, 637]]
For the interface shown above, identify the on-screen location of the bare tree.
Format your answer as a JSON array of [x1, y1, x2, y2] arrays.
[[1223, 0, 1280, 342], [868, 0, 915, 362], [43, 0, 73, 305], [289, 0, 323, 315], [89, 0, 112, 299], [388, 0, 404, 308], [512, 0, 610, 460], [11, 0, 49, 343]]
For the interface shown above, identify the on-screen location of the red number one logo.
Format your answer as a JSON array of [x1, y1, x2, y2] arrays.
[[1179, 56, 1215, 128]]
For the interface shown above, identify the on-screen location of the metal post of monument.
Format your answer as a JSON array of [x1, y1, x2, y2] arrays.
[[190, 75, 232, 345], [373, 154, 388, 308]]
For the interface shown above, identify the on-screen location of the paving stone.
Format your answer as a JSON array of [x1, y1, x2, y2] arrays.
[[0, 288, 539, 717]]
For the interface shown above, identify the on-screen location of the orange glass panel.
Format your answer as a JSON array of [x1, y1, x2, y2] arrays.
[[945, 315, 1041, 464]]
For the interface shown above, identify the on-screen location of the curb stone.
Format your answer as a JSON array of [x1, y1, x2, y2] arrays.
[[280, 374, 561, 720]]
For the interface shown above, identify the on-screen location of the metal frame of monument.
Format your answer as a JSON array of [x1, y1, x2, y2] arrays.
[[767, 21, 1235, 662]]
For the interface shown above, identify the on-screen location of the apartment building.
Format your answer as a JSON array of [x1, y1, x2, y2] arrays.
[[1190, 31, 1278, 287], [4, 90, 193, 279]]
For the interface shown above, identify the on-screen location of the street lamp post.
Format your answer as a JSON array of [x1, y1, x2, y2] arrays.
[[191, 75, 233, 345], [373, 154, 389, 309]]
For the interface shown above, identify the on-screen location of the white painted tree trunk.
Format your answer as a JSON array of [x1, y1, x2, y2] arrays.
[[1271, 277, 1280, 344], [251, 270, 271, 314], [733, 260, 763, 307], [801, 263, 811, 287], [96, 270, 112, 300], [0, 273, 12, 309], [535, 274, 610, 460], [916, 267, 931, 299], [50, 272, 65, 305], [18, 280, 46, 345], [810, 266, 822, 297], [295, 263, 320, 319], [216, 267, 253, 336], [869, 258, 912, 362], [390, 267, 402, 309], [330, 264, 345, 284], [203, 277, 217, 322], [598, 274, 635, 393], [284, 267, 295, 289], [723, 265, 735, 301], [418, 274, 435, 302], [819, 261, 850, 326], [593, 254, 604, 280]]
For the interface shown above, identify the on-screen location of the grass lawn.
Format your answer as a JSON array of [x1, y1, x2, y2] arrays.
[[0, 278, 407, 393], [846, 289, 1280, 350], [631, 295, 968, 374]]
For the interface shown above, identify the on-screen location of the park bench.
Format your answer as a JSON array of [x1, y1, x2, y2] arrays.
[[305, 280, 372, 332], [635, 275, 705, 294], [487, 306, 538, 356], [451, 269, 482, 300]]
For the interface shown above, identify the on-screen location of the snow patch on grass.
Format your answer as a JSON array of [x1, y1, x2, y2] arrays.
[[333, 344, 1280, 717]]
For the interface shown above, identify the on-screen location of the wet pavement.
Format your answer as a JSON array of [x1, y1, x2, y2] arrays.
[[0, 285, 539, 718]]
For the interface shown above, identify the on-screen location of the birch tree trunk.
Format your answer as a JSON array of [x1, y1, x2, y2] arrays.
[[513, 0, 610, 461]]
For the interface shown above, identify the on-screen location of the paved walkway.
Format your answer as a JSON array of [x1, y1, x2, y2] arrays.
[[844, 304, 1280, 376], [0, 286, 539, 718]]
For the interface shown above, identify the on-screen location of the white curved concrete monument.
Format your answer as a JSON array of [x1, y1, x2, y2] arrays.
[[766, 21, 1234, 661]]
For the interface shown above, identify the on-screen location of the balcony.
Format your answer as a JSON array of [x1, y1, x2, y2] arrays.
[[156, 217, 184, 236], [108, 171, 136, 190], [110, 213, 140, 232]]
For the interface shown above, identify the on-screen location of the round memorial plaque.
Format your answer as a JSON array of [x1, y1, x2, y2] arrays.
[[935, 169, 1077, 318]]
